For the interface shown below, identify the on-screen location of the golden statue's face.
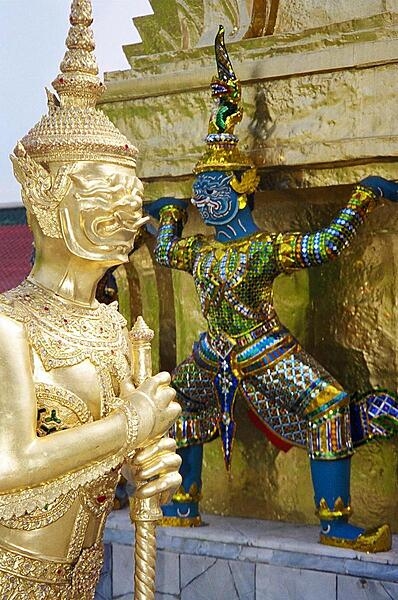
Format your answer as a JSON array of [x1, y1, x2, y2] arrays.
[[56, 161, 147, 264]]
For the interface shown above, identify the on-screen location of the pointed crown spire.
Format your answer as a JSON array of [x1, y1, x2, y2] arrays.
[[14, 0, 137, 167], [194, 25, 254, 175], [53, 0, 103, 109]]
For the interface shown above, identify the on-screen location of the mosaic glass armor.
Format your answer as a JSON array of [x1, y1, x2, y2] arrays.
[[151, 24, 398, 552], [155, 186, 397, 469]]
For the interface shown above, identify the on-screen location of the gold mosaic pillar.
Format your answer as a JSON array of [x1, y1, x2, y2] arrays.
[[100, 1, 398, 529]]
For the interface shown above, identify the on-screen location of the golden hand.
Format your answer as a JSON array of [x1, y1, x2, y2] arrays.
[[124, 437, 182, 505], [120, 372, 181, 449]]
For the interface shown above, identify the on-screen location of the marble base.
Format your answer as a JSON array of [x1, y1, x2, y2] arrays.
[[95, 510, 398, 600]]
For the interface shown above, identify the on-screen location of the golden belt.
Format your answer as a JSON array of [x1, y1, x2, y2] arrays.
[[0, 542, 103, 599]]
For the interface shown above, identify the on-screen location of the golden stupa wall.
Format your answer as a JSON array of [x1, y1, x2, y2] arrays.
[[100, 2, 398, 529]]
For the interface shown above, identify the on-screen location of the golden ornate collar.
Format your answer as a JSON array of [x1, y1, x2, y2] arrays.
[[0, 279, 128, 371]]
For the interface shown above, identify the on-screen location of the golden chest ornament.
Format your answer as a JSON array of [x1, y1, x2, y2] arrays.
[[0, 278, 130, 413], [0, 279, 133, 524]]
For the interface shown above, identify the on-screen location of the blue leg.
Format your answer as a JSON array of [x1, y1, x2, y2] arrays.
[[161, 444, 203, 526], [310, 457, 363, 539], [310, 457, 391, 552]]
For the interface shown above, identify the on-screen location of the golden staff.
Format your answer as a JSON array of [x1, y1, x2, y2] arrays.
[[129, 316, 161, 600]]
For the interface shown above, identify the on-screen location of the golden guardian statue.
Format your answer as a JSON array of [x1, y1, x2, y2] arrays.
[[0, 1, 181, 597]]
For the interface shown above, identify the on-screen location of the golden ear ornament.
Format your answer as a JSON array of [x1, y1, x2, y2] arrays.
[[230, 168, 260, 196], [11, 143, 75, 238]]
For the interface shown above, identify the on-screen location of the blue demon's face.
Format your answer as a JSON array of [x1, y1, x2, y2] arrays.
[[191, 171, 239, 226]]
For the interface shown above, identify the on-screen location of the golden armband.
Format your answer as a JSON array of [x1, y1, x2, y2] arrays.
[[115, 402, 140, 458]]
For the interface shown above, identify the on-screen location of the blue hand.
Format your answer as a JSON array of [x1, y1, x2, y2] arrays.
[[145, 197, 188, 220], [360, 176, 398, 202]]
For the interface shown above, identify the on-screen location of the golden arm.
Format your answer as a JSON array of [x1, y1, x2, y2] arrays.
[[0, 314, 175, 494]]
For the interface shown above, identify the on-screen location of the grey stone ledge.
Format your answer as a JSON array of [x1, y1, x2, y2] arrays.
[[104, 510, 398, 583]]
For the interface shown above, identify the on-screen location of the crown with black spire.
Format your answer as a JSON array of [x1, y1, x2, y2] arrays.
[[194, 25, 254, 175]]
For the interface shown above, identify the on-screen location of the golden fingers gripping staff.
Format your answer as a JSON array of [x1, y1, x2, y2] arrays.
[[128, 317, 182, 600], [0, 1, 181, 598]]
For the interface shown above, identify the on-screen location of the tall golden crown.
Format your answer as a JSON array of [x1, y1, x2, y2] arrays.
[[194, 25, 255, 176], [14, 0, 137, 167]]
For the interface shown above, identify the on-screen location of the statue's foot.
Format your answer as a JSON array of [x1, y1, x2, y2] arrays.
[[160, 502, 202, 527], [320, 522, 391, 553]]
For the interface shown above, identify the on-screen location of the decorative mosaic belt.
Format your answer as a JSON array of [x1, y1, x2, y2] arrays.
[[194, 319, 297, 377]]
